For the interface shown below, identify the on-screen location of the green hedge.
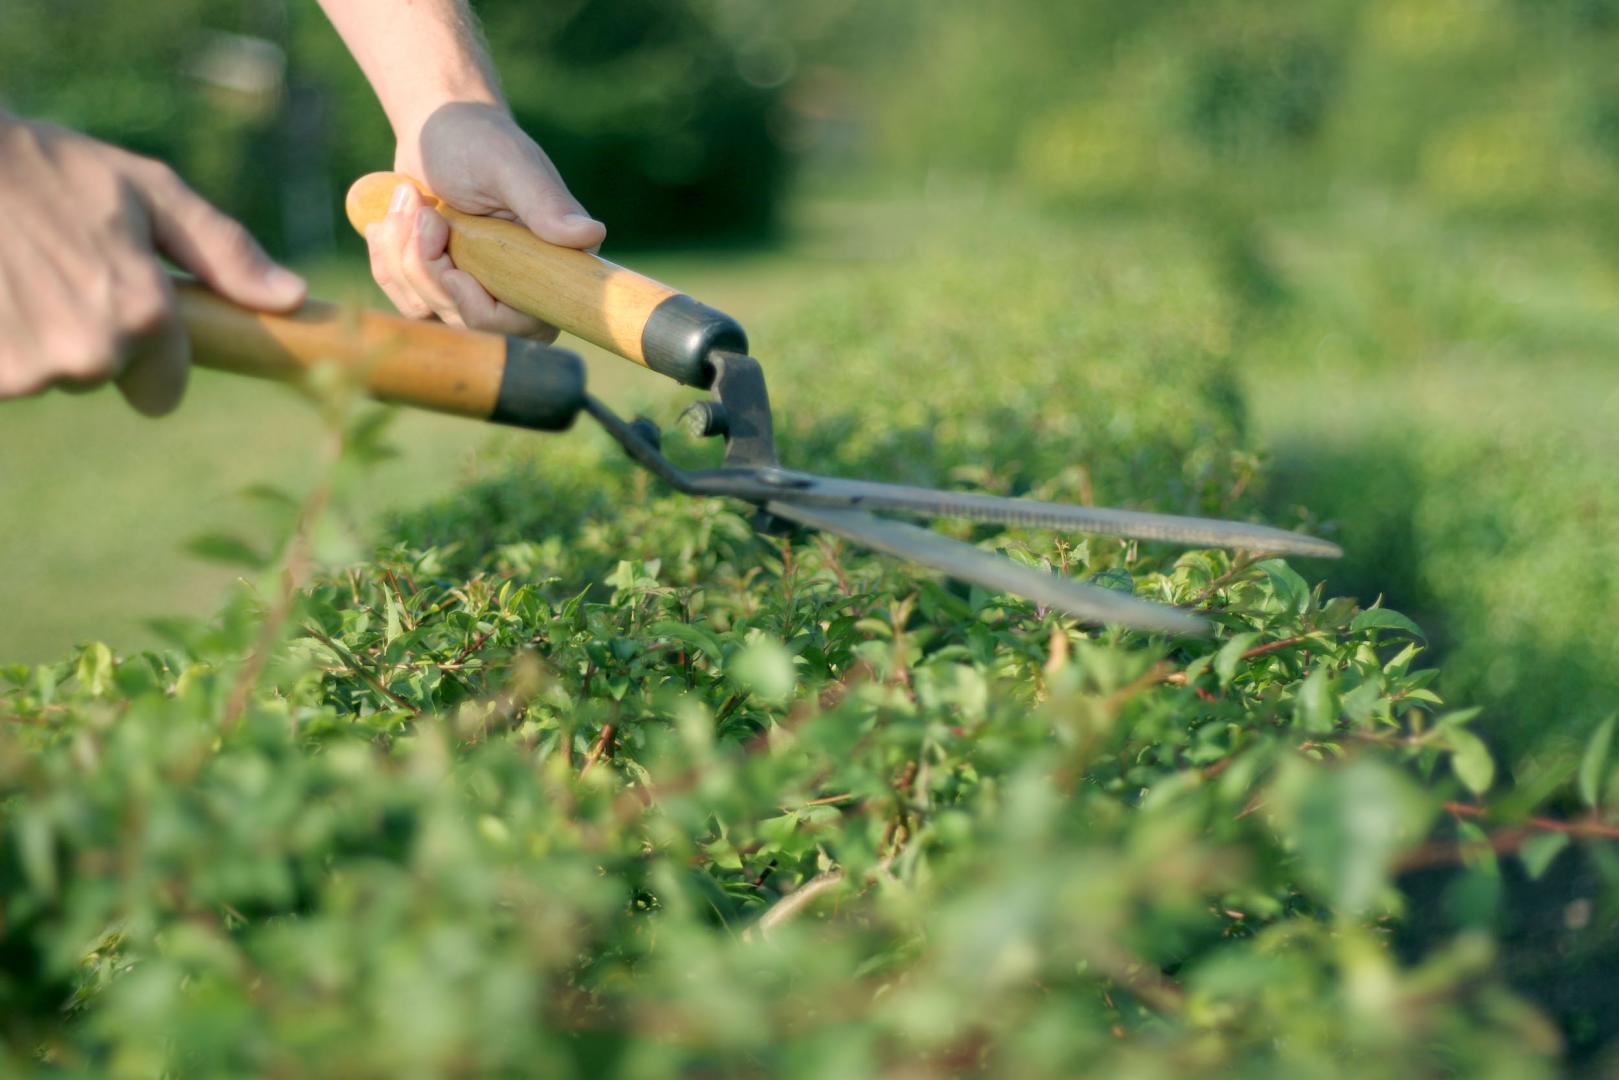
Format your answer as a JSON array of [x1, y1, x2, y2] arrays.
[[859, 0, 1619, 223], [1240, 210, 1619, 762], [0, 246, 1595, 1075]]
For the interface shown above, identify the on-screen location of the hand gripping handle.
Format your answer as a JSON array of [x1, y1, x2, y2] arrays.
[[178, 281, 584, 432], [344, 172, 747, 388]]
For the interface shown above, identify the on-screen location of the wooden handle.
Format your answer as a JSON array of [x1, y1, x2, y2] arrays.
[[344, 172, 747, 387], [178, 280, 584, 432]]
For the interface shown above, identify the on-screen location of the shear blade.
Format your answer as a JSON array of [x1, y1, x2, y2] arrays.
[[766, 501, 1209, 635], [762, 476, 1341, 559]]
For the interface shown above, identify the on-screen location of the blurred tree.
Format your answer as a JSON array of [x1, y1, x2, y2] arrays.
[[0, 0, 794, 254]]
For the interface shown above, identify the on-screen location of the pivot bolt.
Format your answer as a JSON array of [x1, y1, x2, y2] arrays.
[[679, 400, 730, 439]]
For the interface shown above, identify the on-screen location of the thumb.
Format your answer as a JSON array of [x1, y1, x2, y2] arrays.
[[496, 154, 607, 252], [142, 166, 305, 311]]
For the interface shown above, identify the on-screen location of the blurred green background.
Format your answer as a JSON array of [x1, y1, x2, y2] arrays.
[[3, 0, 1617, 768]]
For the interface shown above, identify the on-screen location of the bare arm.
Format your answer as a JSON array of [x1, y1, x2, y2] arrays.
[[314, 0, 502, 166], [317, 0, 604, 336]]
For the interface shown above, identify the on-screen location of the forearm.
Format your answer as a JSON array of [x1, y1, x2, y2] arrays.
[[328, 0, 605, 327], [316, 0, 504, 145]]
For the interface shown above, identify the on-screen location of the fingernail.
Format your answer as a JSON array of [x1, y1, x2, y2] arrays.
[[563, 212, 602, 230], [416, 207, 436, 233], [390, 184, 413, 212]]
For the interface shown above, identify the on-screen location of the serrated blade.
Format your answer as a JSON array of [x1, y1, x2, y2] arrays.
[[764, 476, 1341, 559], [766, 501, 1208, 635]]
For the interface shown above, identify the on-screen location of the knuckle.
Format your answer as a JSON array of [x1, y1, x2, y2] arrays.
[[384, 286, 428, 319], [52, 332, 119, 382], [206, 215, 262, 263], [122, 154, 182, 202], [119, 279, 175, 335], [138, 155, 184, 194], [140, 155, 180, 187]]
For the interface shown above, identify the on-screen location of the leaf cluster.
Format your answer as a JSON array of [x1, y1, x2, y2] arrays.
[[0, 249, 1603, 1077]]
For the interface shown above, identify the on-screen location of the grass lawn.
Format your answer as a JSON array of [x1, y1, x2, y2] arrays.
[[0, 250, 823, 663]]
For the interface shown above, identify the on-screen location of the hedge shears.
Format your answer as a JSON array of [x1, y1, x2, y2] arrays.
[[179, 173, 1340, 635]]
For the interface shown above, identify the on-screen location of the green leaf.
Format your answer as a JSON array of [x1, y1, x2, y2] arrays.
[[1579, 715, 1616, 809], [238, 482, 300, 511], [1350, 607, 1426, 641], [1259, 559, 1311, 616], [1448, 729, 1495, 796], [1276, 757, 1431, 914], [1519, 832, 1570, 881], [729, 636, 796, 704], [1087, 568, 1135, 595], [1215, 632, 1259, 686], [75, 642, 115, 697], [17, 810, 56, 895], [384, 593, 403, 645], [646, 620, 725, 662], [1295, 665, 1335, 733], [185, 532, 268, 569], [343, 406, 400, 464]]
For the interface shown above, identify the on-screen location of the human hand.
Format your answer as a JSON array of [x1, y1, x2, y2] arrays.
[[365, 102, 606, 339], [0, 114, 306, 415]]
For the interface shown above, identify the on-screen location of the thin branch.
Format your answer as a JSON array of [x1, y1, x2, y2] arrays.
[[1443, 801, 1619, 840], [1397, 803, 1619, 871], [789, 793, 855, 810], [451, 627, 496, 666], [304, 625, 418, 714], [1241, 635, 1307, 661], [222, 426, 341, 729], [1193, 552, 1264, 607], [580, 722, 616, 777], [758, 870, 846, 936], [1083, 937, 1185, 1015]]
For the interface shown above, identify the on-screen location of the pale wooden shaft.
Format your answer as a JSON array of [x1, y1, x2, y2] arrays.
[[345, 172, 676, 368], [178, 282, 505, 419]]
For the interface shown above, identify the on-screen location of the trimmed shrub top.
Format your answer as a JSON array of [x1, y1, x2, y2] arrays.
[[0, 244, 1595, 1077]]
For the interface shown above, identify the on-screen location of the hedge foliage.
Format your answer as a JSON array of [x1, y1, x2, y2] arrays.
[[7, 244, 1610, 1075], [862, 0, 1619, 222], [1234, 213, 1619, 762]]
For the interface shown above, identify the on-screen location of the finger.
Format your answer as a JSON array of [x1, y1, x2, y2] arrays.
[[442, 269, 557, 340], [115, 269, 189, 417], [365, 184, 432, 319], [139, 163, 305, 312], [398, 206, 464, 326], [366, 221, 430, 320], [494, 152, 607, 252], [380, 185, 434, 318]]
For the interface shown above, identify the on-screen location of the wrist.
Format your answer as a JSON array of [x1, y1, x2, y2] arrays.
[[393, 72, 503, 133], [393, 99, 515, 182], [390, 84, 505, 176]]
